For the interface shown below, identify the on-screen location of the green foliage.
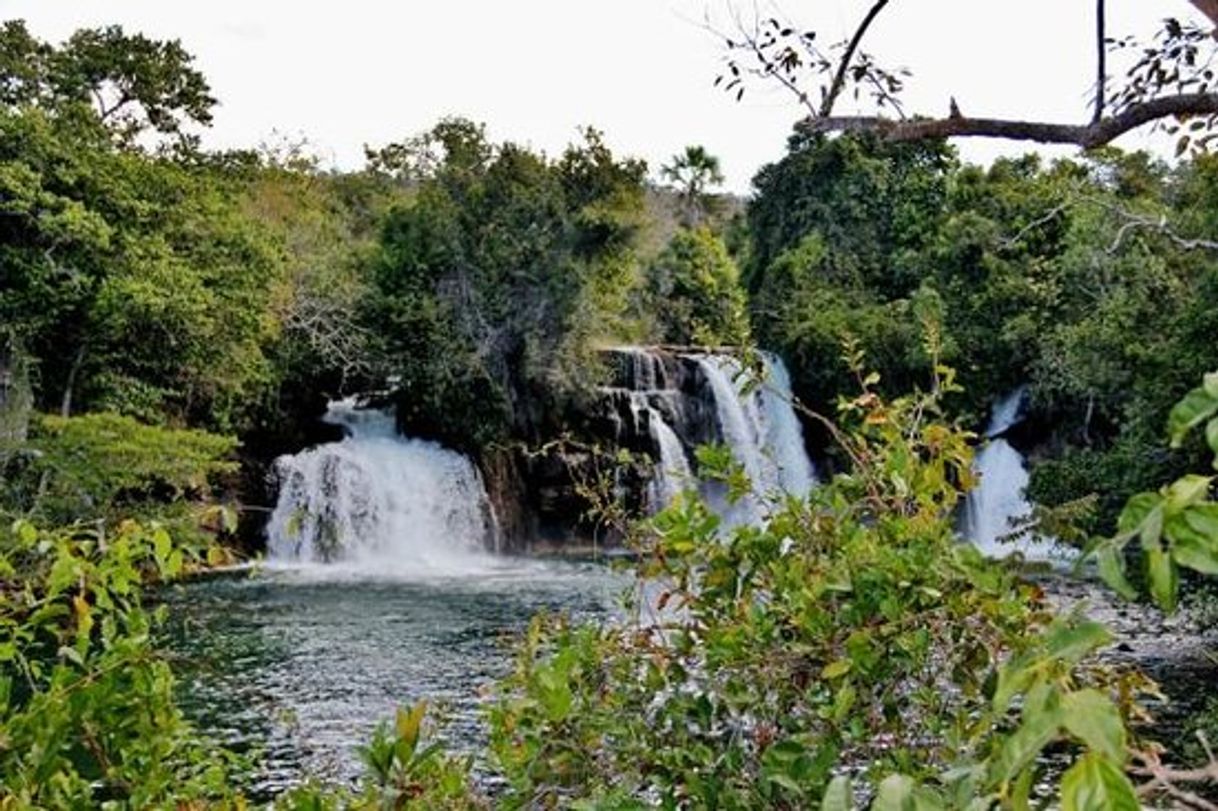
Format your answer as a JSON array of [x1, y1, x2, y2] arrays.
[[482, 373, 1150, 808], [0, 100, 285, 431], [0, 514, 480, 808], [5, 412, 237, 527], [747, 133, 1218, 529], [660, 144, 725, 227], [1089, 370, 1218, 612], [367, 121, 649, 449], [642, 226, 750, 346], [0, 19, 214, 148], [0, 519, 239, 807]]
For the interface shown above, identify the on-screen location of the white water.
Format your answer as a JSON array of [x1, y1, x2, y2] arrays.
[[760, 353, 818, 496], [647, 404, 693, 510], [963, 387, 1067, 561], [266, 398, 497, 575], [695, 353, 818, 524]]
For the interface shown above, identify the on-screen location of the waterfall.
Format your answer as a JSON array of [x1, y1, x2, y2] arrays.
[[963, 387, 1066, 561], [646, 405, 692, 510], [266, 398, 496, 573], [694, 353, 818, 525], [696, 355, 774, 491], [602, 346, 817, 520], [759, 353, 818, 497]]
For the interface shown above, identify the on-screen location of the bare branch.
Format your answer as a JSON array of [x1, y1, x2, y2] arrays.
[[1093, 0, 1107, 124], [1192, 0, 1218, 31], [821, 0, 891, 117], [799, 91, 1218, 148], [999, 192, 1218, 254], [1133, 747, 1218, 811]]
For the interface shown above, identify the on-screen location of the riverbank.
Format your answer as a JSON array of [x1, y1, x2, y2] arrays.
[[1044, 571, 1218, 773]]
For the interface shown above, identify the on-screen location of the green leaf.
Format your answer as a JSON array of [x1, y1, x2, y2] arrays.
[[1117, 492, 1161, 534], [395, 701, 427, 756], [872, 775, 945, 811], [152, 527, 171, 561], [1168, 386, 1218, 448], [1042, 619, 1111, 664], [766, 739, 807, 763], [1165, 475, 1213, 510], [1147, 546, 1178, 612], [821, 659, 852, 679], [1185, 503, 1218, 539], [767, 771, 805, 794], [1207, 418, 1218, 468], [873, 775, 915, 811], [1138, 505, 1164, 552], [1205, 372, 1218, 400], [1061, 689, 1126, 763], [992, 684, 1063, 781], [1167, 507, 1218, 575], [821, 776, 853, 811], [1095, 546, 1137, 600], [1059, 753, 1138, 811], [165, 548, 184, 579]]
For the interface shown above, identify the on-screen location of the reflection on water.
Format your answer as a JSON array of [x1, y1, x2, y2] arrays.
[[159, 560, 626, 795]]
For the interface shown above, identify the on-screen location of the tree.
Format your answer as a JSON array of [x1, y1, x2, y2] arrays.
[[644, 226, 750, 346], [714, 1, 1218, 152], [0, 20, 213, 149], [0, 25, 299, 433], [367, 121, 649, 450], [660, 144, 725, 226]]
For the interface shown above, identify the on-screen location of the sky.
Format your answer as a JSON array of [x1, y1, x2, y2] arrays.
[[0, 1, 1203, 193]]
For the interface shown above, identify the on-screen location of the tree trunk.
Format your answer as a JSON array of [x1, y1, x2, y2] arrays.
[[0, 334, 32, 446], [1192, 0, 1218, 32], [60, 344, 86, 418]]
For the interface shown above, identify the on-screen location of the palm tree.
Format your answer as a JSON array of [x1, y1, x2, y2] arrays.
[[661, 145, 725, 227]]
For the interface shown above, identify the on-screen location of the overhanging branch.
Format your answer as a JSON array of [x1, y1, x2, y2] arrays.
[[1191, 0, 1218, 31], [799, 92, 1218, 148], [821, 0, 890, 116]]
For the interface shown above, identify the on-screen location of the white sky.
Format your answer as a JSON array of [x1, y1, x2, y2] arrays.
[[0, 1, 1203, 193]]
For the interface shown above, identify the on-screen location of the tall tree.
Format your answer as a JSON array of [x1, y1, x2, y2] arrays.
[[660, 145, 725, 226]]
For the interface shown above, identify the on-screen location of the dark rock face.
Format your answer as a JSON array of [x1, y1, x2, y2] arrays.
[[255, 347, 761, 555], [481, 347, 722, 552]]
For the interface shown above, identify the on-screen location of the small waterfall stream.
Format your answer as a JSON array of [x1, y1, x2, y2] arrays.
[[963, 387, 1068, 561], [610, 347, 818, 522], [266, 398, 497, 573], [647, 408, 693, 509], [758, 353, 818, 497]]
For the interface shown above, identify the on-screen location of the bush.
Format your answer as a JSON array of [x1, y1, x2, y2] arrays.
[[6, 412, 237, 525], [482, 372, 1148, 809]]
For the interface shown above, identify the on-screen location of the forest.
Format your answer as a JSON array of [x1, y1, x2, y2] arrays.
[[4, 4, 1218, 809]]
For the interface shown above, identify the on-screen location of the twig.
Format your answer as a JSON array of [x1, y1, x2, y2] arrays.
[[821, 0, 892, 117]]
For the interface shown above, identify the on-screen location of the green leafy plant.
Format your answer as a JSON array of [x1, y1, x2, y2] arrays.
[[482, 366, 1153, 809], [1088, 371, 1218, 612], [0, 518, 240, 807]]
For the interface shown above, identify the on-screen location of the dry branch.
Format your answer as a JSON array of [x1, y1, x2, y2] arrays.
[[798, 92, 1218, 149]]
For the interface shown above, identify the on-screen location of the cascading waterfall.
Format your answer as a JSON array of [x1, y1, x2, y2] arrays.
[[605, 346, 817, 520], [266, 398, 496, 573], [963, 387, 1066, 561], [759, 353, 818, 497], [646, 407, 692, 509], [695, 353, 818, 524]]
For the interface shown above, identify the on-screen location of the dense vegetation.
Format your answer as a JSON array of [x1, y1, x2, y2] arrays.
[[745, 133, 1218, 532], [3, 15, 1218, 810]]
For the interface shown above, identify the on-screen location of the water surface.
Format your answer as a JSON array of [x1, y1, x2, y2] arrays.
[[161, 560, 625, 794]]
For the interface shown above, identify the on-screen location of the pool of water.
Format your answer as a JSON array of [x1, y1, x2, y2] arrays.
[[159, 559, 627, 795]]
